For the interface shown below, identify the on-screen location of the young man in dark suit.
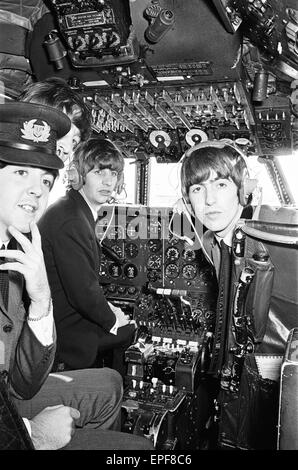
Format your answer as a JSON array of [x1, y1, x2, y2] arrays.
[[0, 101, 153, 450], [0, 101, 78, 450], [38, 138, 136, 378], [177, 140, 259, 447]]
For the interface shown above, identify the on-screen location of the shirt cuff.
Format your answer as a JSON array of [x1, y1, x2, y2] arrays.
[[23, 418, 32, 437], [27, 303, 54, 346], [109, 318, 119, 335]]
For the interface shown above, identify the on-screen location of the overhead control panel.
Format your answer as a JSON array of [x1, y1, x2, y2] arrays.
[[84, 80, 257, 161], [30, 0, 242, 84]]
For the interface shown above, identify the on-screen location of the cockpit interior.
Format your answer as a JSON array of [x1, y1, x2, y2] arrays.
[[0, 0, 298, 452]]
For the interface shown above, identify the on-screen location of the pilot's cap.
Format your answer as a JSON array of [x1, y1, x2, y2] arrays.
[[0, 102, 71, 170]]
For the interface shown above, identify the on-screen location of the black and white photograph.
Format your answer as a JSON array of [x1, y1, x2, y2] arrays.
[[0, 0, 297, 458]]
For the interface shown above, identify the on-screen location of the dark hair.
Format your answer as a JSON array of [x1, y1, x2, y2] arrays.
[[0, 161, 58, 190], [73, 138, 124, 183], [181, 145, 249, 202], [19, 77, 92, 141]]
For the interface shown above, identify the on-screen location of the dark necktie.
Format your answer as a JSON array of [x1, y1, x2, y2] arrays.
[[0, 243, 9, 309], [209, 240, 232, 376]]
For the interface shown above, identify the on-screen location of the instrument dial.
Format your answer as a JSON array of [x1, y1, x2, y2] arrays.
[[182, 248, 196, 262], [125, 242, 138, 258], [126, 225, 139, 239], [128, 286, 137, 295], [165, 246, 180, 261], [182, 264, 197, 280], [147, 239, 162, 253], [106, 284, 116, 293], [124, 263, 138, 279], [147, 254, 162, 269], [111, 244, 124, 258], [108, 263, 122, 278], [165, 263, 179, 279]]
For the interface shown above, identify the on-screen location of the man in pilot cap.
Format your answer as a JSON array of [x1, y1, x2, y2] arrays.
[[0, 101, 153, 450]]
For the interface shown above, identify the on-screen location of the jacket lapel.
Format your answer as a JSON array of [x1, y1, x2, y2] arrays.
[[68, 189, 96, 229], [68, 189, 100, 272]]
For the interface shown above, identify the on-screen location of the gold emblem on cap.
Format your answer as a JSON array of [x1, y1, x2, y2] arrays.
[[21, 119, 51, 143]]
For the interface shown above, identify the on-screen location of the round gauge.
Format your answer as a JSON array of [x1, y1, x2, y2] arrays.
[[147, 254, 162, 269], [108, 263, 122, 278], [147, 239, 162, 253], [147, 270, 158, 282], [182, 264, 197, 280], [182, 248, 196, 262], [149, 130, 171, 148], [165, 263, 179, 279], [124, 263, 138, 279], [127, 286, 137, 295], [165, 246, 180, 261], [117, 285, 126, 294], [125, 242, 138, 258], [107, 284, 117, 293], [126, 225, 139, 239], [193, 309, 206, 327], [111, 244, 123, 258]]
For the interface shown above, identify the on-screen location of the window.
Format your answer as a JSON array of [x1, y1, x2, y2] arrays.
[[275, 153, 298, 204], [148, 157, 182, 207], [146, 155, 282, 208], [48, 153, 296, 209]]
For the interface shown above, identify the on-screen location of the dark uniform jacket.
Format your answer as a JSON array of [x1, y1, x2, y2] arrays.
[[38, 189, 117, 369], [0, 248, 56, 399]]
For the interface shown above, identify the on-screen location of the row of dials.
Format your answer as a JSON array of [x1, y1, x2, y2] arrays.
[[107, 262, 197, 280], [105, 241, 198, 282], [109, 242, 196, 262], [108, 240, 163, 259]]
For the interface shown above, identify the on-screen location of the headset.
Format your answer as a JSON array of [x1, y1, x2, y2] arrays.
[[180, 139, 258, 207], [66, 139, 125, 199], [171, 139, 259, 264]]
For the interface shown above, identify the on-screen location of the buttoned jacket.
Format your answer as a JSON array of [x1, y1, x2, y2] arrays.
[[38, 189, 117, 369]]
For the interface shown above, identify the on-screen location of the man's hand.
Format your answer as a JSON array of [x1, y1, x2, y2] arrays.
[[30, 405, 80, 450], [0, 222, 51, 306], [108, 302, 136, 329]]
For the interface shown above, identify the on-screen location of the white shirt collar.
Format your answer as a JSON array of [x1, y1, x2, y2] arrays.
[[214, 205, 243, 248], [214, 231, 233, 248], [0, 237, 10, 249], [78, 188, 98, 221]]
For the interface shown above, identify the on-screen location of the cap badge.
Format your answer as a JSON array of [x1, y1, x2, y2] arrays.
[[21, 119, 51, 143]]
